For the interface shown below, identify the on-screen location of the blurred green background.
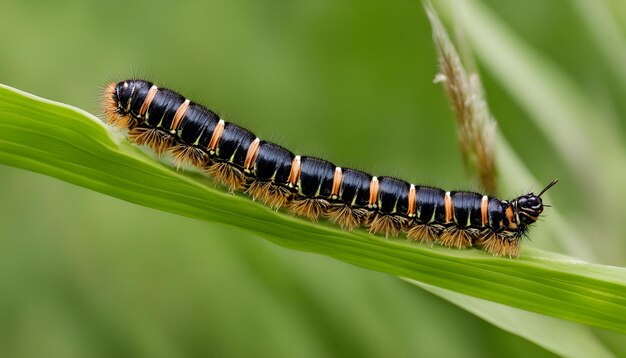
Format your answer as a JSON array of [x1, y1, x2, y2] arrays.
[[1, 0, 625, 357]]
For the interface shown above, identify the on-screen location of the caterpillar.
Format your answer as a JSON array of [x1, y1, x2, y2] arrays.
[[103, 79, 557, 257]]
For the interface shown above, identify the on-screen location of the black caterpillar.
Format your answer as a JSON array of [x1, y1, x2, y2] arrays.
[[103, 79, 557, 257]]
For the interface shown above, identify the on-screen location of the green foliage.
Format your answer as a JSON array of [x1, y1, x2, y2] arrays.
[[2, 0, 626, 356]]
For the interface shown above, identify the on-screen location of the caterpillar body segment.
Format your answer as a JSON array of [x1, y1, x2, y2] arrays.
[[104, 79, 557, 257]]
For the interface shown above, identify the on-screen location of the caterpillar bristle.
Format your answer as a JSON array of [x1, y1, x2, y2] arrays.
[[367, 214, 407, 238], [246, 180, 274, 202], [102, 83, 127, 128], [266, 186, 292, 209], [170, 144, 209, 168], [405, 223, 442, 244], [246, 181, 291, 210], [206, 162, 247, 191], [464, 227, 487, 244], [103, 79, 556, 258], [326, 205, 367, 230], [439, 226, 473, 249], [113, 115, 134, 129], [288, 198, 330, 221], [474, 234, 520, 257], [128, 127, 174, 155]]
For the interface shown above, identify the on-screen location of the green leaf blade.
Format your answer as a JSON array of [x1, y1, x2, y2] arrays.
[[1, 83, 626, 335]]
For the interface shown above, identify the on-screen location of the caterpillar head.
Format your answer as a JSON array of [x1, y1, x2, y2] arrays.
[[512, 179, 558, 225]]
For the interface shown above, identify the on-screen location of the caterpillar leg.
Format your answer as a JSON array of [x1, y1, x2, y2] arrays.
[[206, 161, 247, 191], [128, 127, 174, 155], [367, 213, 409, 238], [170, 144, 209, 168], [439, 226, 473, 249], [325, 204, 368, 230], [288, 198, 330, 221], [405, 223, 444, 244], [474, 232, 521, 257], [246, 181, 291, 210]]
